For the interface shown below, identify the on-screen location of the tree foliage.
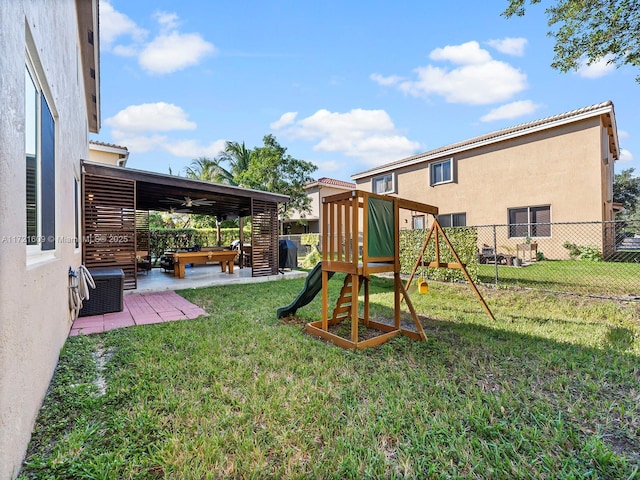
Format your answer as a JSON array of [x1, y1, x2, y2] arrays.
[[184, 136, 316, 220], [614, 168, 640, 216], [184, 156, 233, 185], [235, 134, 317, 218], [217, 141, 252, 183], [503, 0, 640, 81]]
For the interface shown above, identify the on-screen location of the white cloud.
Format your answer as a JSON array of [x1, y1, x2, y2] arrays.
[[161, 139, 227, 158], [105, 101, 226, 160], [578, 56, 616, 78], [273, 108, 421, 166], [99, 0, 148, 49], [480, 100, 541, 122], [270, 112, 298, 129], [618, 129, 629, 139], [110, 133, 226, 159], [429, 41, 492, 65], [110, 133, 168, 153], [105, 102, 197, 133], [100, 2, 215, 75], [370, 73, 404, 86], [154, 11, 180, 31], [139, 32, 216, 74], [487, 37, 528, 56], [619, 149, 633, 162], [375, 40, 527, 105]]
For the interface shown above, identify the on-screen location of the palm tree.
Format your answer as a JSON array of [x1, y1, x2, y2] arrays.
[[184, 156, 234, 184], [184, 157, 233, 245], [216, 141, 252, 186]]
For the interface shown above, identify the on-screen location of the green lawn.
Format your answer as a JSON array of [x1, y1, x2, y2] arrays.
[[20, 277, 640, 479], [478, 260, 640, 297]]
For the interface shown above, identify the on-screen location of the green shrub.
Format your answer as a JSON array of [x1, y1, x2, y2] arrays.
[[301, 233, 320, 247], [301, 245, 322, 268], [563, 242, 602, 262], [399, 227, 479, 283], [150, 227, 251, 262]]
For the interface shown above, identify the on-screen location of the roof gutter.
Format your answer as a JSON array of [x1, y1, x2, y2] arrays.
[[351, 103, 617, 180]]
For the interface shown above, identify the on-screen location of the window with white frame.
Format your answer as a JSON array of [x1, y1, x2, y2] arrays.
[[437, 212, 466, 227], [25, 61, 56, 252], [412, 215, 425, 230], [372, 173, 396, 194], [508, 206, 551, 238], [430, 158, 453, 186]]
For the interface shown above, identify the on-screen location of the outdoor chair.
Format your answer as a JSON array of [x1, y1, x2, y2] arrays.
[[160, 252, 175, 272], [136, 251, 152, 275]]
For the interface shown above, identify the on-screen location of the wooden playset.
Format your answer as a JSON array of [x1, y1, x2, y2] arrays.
[[304, 190, 494, 350]]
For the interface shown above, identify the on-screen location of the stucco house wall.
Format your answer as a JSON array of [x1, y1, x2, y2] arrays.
[[89, 140, 129, 166], [284, 178, 355, 234], [0, 1, 98, 477], [352, 103, 618, 259]]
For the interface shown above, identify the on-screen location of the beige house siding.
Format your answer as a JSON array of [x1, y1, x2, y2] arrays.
[[353, 105, 618, 259], [284, 180, 355, 234], [89, 141, 129, 166], [0, 1, 98, 477]]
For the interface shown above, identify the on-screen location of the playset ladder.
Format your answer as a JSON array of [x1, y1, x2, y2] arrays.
[[331, 274, 366, 325]]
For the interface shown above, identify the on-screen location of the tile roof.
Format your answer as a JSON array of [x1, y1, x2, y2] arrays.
[[352, 101, 617, 179], [307, 177, 356, 188], [89, 140, 129, 151]]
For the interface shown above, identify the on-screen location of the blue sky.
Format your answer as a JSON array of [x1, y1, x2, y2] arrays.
[[96, 0, 638, 181]]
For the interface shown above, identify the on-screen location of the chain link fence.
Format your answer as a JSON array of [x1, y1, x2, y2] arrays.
[[473, 219, 640, 299], [282, 220, 640, 299]]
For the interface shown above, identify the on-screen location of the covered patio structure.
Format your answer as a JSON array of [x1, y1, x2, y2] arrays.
[[82, 161, 289, 290]]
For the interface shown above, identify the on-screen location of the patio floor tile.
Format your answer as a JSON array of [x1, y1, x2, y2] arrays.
[[159, 311, 188, 321], [70, 290, 207, 336], [73, 316, 104, 327], [133, 314, 163, 325]]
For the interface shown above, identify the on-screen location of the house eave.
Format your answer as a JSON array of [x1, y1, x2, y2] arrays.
[[76, 0, 100, 133], [351, 102, 619, 181]]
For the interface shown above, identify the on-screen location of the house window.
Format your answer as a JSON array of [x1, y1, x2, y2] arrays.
[[25, 63, 56, 252], [412, 215, 425, 230], [508, 206, 551, 238], [437, 213, 466, 227], [372, 173, 396, 194], [430, 158, 452, 186]]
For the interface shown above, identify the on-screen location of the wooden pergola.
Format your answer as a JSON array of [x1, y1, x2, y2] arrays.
[[81, 161, 289, 289]]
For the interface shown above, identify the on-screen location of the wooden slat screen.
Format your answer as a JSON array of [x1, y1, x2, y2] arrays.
[[83, 173, 137, 289], [135, 210, 150, 252], [251, 199, 279, 276]]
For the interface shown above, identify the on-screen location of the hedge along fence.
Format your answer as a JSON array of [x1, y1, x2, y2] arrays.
[[399, 227, 479, 283], [149, 228, 251, 263]]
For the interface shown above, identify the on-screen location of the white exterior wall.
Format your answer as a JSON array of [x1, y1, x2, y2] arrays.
[[0, 2, 91, 477]]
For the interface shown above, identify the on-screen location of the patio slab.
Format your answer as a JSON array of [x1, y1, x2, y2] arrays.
[[70, 290, 208, 336]]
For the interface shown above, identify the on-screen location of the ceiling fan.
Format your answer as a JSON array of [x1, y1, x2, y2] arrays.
[[159, 196, 216, 208], [167, 206, 192, 214]]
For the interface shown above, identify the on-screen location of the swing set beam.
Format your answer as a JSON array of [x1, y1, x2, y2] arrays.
[[406, 217, 495, 322]]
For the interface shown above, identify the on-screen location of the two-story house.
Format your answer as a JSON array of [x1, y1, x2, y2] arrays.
[[351, 101, 620, 258], [283, 177, 356, 234]]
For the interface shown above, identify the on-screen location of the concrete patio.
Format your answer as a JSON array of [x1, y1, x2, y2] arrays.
[[133, 264, 306, 293]]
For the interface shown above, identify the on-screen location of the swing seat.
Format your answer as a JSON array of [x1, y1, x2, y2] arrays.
[[417, 277, 429, 294]]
